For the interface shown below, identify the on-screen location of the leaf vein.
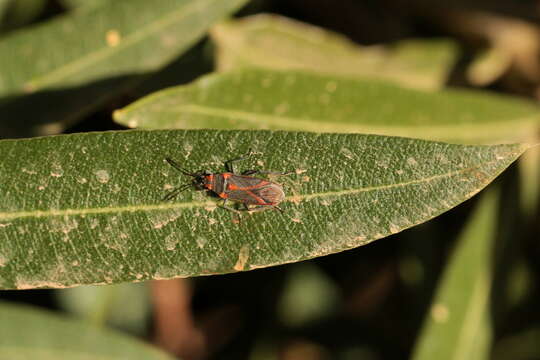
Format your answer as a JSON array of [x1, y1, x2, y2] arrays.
[[0, 166, 489, 221]]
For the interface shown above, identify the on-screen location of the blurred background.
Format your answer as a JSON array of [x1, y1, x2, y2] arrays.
[[1, 0, 540, 359]]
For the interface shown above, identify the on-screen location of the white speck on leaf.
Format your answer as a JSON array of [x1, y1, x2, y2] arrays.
[[0, 254, 7, 267], [50, 163, 63, 177], [151, 209, 181, 229], [165, 233, 178, 251], [355, 235, 367, 242], [407, 157, 418, 166], [325, 81, 338, 92], [340, 147, 355, 160], [389, 224, 400, 234], [320, 199, 331, 206], [21, 168, 37, 175], [89, 218, 99, 229], [183, 143, 193, 153], [51, 218, 79, 235], [261, 77, 272, 88], [234, 245, 250, 271], [285, 74, 296, 85], [242, 94, 253, 103], [95, 170, 110, 183], [196, 236, 207, 248], [319, 93, 330, 104], [274, 102, 289, 115]]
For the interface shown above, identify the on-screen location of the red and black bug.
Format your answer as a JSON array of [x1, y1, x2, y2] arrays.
[[164, 150, 292, 213]]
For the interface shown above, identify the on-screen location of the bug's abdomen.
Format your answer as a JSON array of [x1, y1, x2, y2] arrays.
[[225, 175, 285, 205]]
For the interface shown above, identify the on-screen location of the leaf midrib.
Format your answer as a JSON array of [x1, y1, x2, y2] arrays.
[[24, 0, 206, 90], [0, 166, 500, 221]]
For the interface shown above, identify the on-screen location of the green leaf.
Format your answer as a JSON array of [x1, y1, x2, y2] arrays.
[[210, 14, 458, 90], [0, 0, 10, 23], [114, 68, 540, 144], [0, 0, 247, 137], [412, 189, 498, 360], [493, 327, 540, 360], [0, 130, 526, 289], [277, 263, 339, 327], [55, 283, 151, 333], [518, 148, 540, 216], [59, 0, 109, 12], [0, 301, 174, 360], [0, 0, 47, 31]]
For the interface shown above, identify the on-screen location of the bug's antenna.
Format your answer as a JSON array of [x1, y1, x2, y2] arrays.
[[165, 158, 195, 176], [163, 184, 192, 201]]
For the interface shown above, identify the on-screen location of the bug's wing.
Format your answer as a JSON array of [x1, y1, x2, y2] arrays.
[[228, 176, 285, 205], [256, 184, 285, 205]]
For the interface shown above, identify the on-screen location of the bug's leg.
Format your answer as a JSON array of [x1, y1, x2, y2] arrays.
[[225, 148, 254, 174], [163, 184, 191, 201], [218, 199, 242, 214], [246, 205, 275, 213], [241, 170, 295, 176]]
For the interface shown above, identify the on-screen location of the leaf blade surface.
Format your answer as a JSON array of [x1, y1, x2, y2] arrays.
[[0, 130, 527, 289]]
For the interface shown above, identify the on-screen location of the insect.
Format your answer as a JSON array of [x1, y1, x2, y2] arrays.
[[164, 150, 292, 213]]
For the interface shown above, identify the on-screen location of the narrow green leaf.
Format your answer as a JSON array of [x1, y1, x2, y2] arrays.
[[114, 68, 540, 144], [277, 263, 339, 327], [0, 0, 246, 95], [0, 0, 10, 23], [0, 0, 247, 136], [518, 148, 540, 216], [0, 0, 47, 31], [59, 0, 108, 12], [0, 301, 174, 360], [0, 130, 526, 289], [210, 14, 458, 90], [493, 327, 540, 360], [55, 283, 151, 333], [412, 189, 498, 360]]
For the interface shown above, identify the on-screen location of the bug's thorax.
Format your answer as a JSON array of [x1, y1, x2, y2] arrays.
[[204, 173, 227, 194]]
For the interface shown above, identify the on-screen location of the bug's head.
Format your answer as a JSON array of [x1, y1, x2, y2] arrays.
[[189, 171, 211, 190]]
